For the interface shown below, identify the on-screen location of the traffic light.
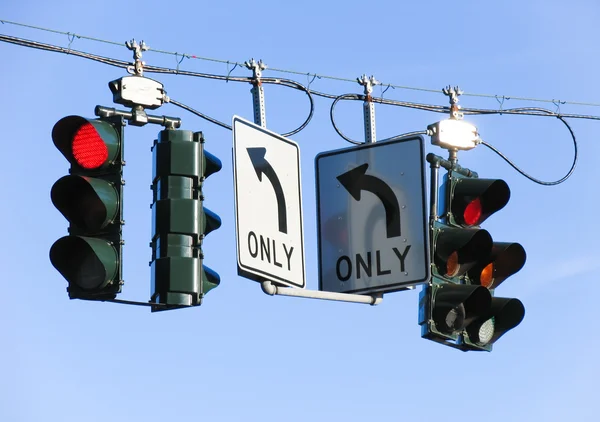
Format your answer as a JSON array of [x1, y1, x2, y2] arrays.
[[419, 171, 526, 351], [150, 129, 221, 311], [50, 115, 125, 300]]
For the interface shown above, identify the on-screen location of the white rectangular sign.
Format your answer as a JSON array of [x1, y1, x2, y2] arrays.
[[232, 116, 306, 288], [315, 136, 430, 294]]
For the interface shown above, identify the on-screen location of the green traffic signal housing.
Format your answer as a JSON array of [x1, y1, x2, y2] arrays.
[[419, 170, 526, 351], [50, 115, 125, 300], [150, 129, 222, 311]]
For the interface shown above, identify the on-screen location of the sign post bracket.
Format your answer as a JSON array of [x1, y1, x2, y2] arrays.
[[261, 281, 383, 305]]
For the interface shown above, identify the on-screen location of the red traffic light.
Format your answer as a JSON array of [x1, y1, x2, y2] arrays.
[[52, 116, 120, 170], [50, 115, 124, 301], [450, 178, 510, 227]]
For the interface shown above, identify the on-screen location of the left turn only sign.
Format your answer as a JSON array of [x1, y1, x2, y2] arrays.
[[232, 116, 306, 288]]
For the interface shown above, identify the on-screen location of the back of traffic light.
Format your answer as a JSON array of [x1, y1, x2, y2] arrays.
[[149, 129, 222, 311], [419, 154, 526, 351], [50, 115, 125, 300]]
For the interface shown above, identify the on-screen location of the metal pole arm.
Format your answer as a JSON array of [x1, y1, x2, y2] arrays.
[[261, 281, 383, 305], [426, 153, 477, 178]]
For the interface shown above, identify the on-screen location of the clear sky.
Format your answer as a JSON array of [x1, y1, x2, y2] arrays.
[[1, 1, 599, 421]]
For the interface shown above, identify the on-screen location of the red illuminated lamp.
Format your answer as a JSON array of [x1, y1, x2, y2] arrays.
[[463, 198, 483, 226], [72, 123, 109, 169]]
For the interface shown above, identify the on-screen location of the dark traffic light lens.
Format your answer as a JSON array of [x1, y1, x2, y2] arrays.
[[51, 176, 118, 232], [463, 197, 482, 226], [72, 123, 109, 169], [50, 236, 118, 291], [446, 251, 460, 277], [444, 304, 465, 332]]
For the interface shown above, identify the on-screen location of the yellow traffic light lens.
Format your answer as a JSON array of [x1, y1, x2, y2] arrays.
[[446, 251, 460, 277], [480, 263, 494, 288], [72, 123, 108, 169], [463, 197, 482, 226]]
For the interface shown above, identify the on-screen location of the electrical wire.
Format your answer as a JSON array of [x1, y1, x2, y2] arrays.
[[330, 93, 578, 185], [329, 92, 448, 145], [260, 77, 314, 137], [0, 32, 587, 183], [168, 78, 315, 136], [472, 108, 578, 185], [329, 93, 364, 145], [4, 31, 600, 124], [4, 18, 600, 108], [379, 131, 428, 142], [0, 34, 314, 136], [0, 34, 130, 69], [169, 98, 232, 130]]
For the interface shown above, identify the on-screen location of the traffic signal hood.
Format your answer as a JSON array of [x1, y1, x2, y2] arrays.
[[446, 177, 510, 227]]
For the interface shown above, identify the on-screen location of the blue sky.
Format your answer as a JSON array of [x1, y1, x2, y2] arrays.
[[1, 1, 599, 421]]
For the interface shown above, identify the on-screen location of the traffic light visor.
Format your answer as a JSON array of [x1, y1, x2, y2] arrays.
[[50, 236, 118, 290], [434, 227, 492, 278], [52, 116, 120, 170], [451, 178, 510, 226], [468, 243, 526, 289], [51, 175, 119, 232], [432, 283, 492, 334], [202, 149, 223, 179], [201, 207, 222, 237], [202, 265, 221, 295], [465, 297, 525, 346]]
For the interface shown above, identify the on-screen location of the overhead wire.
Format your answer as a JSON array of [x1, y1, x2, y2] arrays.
[[0, 30, 588, 184], [329, 95, 578, 185], [169, 98, 232, 130], [329, 93, 364, 145], [2, 18, 600, 108], [0, 33, 314, 136], [468, 107, 578, 186]]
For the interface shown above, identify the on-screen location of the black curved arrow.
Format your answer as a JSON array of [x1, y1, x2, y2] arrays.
[[247, 147, 288, 234], [337, 163, 401, 238]]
